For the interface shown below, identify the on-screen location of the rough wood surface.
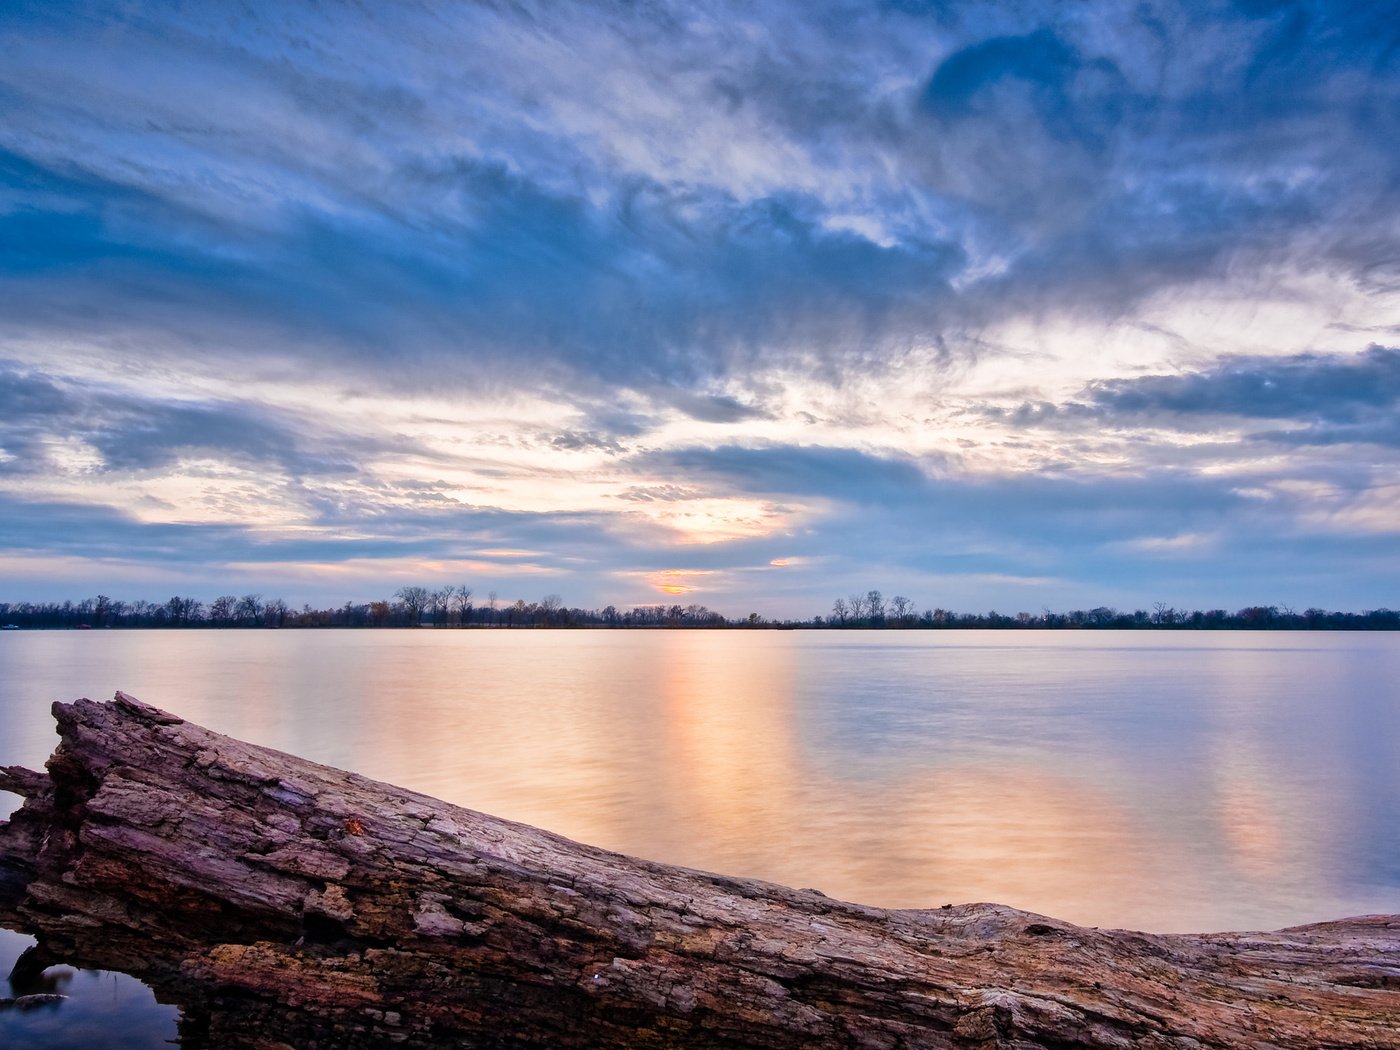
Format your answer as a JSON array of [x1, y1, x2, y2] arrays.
[[1, 693, 1397, 1048]]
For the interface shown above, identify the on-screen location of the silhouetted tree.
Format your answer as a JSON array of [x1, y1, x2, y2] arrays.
[[451, 585, 473, 626], [263, 598, 288, 628], [540, 594, 563, 626], [236, 594, 262, 626], [429, 587, 453, 626], [395, 586, 431, 626]]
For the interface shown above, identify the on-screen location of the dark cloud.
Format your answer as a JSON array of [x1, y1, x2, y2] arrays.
[[547, 430, 629, 454], [647, 444, 931, 501], [1087, 345, 1400, 423], [1255, 420, 1400, 450], [0, 149, 965, 392], [921, 28, 1124, 154], [991, 347, 1400, 451], [0, 361, 359, 477], [0, 472, 623, 567], [897, 2, 1400, 323], [665, 392, 773, 424], [0, 493, 270, 565]]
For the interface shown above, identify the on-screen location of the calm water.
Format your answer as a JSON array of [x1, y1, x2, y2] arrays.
[[2, 629, 1398, 1045]]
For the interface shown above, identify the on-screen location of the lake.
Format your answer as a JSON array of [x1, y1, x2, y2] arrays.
[[2, 629, 1398, 1046]]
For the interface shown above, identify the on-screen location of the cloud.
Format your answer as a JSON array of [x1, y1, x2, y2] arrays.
[[986, 346, 1400, 454], [547, 430, 629, 455], [1086, 346, 1400, 423], [2, 1, 1399, 612], [645, 568, 712, 596], [3, 1, 1392, 397], [920, 27, 1124, 154], [0, 360, 361, 477], [664, 391, 774, 424], [616, 484, 704, 503], [647, 444, 931, 500]]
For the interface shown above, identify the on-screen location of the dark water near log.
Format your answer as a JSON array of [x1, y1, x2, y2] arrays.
[[2, 629, 1398, 1046], [0, 929, 178, 1048]]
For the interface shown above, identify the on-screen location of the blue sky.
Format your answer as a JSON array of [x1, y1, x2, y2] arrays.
[[1, 0, 1398, 616]]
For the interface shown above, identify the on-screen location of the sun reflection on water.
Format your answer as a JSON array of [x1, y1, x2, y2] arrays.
[[1, 629, 1397, 934]]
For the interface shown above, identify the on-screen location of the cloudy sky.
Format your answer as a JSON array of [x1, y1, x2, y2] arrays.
[[2, 0, 1398, 616]]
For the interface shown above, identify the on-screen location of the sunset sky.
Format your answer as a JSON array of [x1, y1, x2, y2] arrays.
[[2, 1, 1398, 616]]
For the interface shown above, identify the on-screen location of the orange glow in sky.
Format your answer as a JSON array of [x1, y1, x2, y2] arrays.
[[649, 569, 710, 596]]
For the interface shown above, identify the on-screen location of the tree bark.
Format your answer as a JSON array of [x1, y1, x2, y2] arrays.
[[1, 693, 1397, 1049]]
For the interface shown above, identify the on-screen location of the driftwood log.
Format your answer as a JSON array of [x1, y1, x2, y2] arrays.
[[1, 693, 1397, 1049]]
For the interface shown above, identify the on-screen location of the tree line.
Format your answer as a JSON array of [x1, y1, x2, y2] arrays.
[[1, 587, 1396, 630], [818, 590, 1400, 630], [0, 588, 729, 630]]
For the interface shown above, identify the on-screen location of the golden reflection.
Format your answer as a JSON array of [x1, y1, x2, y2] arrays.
[[653, 635, 802, 874], [1216, 772, 1285, 878], [104, 634, 1254, 930], [327, 633, 635, 846], [1200, 648, 1323, 887], [11, 631, 1393, 935], [802, 767, 1141, 919]]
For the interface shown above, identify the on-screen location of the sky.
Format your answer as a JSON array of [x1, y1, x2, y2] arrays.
[[2, 0, 1398, 618]]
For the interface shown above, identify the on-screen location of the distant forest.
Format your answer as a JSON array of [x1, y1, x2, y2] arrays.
[[2, 586, 1398, 631]]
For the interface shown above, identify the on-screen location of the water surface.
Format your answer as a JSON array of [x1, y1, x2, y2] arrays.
[[3, 628, 1396, 934], [0, 927, 178, 1049]]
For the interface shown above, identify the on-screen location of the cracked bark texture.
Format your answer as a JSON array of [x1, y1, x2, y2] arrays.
[[1, 693, 1397, 1049]]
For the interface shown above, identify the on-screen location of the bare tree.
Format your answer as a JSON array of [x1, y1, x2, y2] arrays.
[[831, 597, 849, 625], [889, 595, 913, 625], [395, 586, 431, 627], [263, 598, 288, 628], [430, 587, 454, 626], [451, 586, 474, 626], [236, 594, 263, 626]]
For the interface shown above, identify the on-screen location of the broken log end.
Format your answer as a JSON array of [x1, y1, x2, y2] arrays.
[[0, 765, 48, 800]]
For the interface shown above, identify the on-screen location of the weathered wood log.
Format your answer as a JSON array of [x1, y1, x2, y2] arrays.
[[1, 693, 1397, 1049]]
